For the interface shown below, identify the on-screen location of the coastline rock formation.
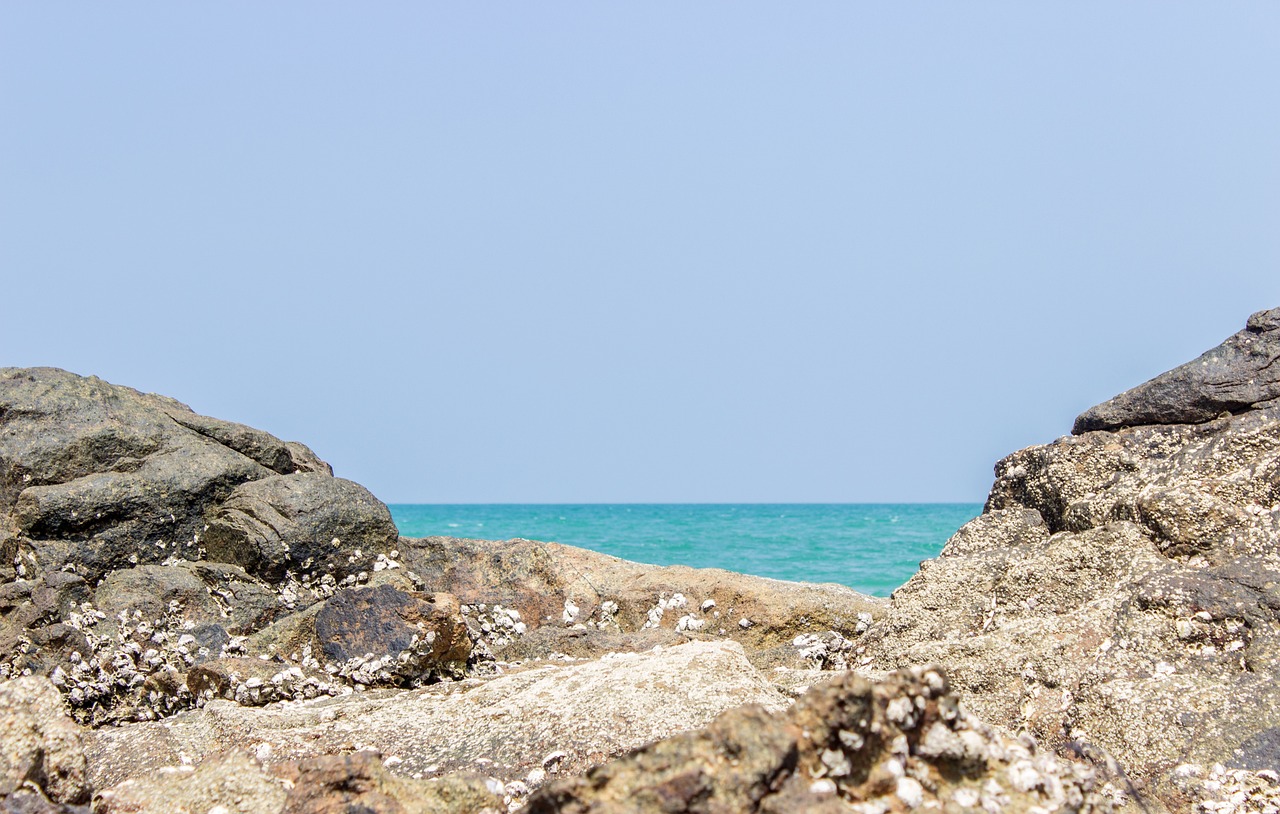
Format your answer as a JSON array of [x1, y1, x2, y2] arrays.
[[5, 305, 1280, 812], [524, 666, 1112, 814], [860, 308, 1280, 811], [0, 366, 892, 811]]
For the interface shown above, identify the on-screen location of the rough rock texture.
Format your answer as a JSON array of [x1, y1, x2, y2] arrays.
[[1074, 307, 1280, 433], [203, 473, 398, 583], [313, 586, 471, 683], [0, 368, 418, 725], [278, 752, 502, 814], [93, 749, 288, 814], [0, 677, 88, 809], [522, 665, 1112, 814], [84, 640, 788, 792], [861, 310, 1280, 811], [400, 536, 885, 667], [0, 368, 327, 583], [94, 749, 504, 814]]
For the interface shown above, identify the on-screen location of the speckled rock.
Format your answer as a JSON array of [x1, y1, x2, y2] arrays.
[[399, 536, 886, 665], [860, 311, 1280, 811], [83, 640, 788, 792], [313, 586, 471, 684], [0, 368, 430, 728], [0, 677, 88, 809], [278, 751, 502, 814], [93, 749, 287, 814], [202, 473, 398, 583], [521, 665, 1112, 814]]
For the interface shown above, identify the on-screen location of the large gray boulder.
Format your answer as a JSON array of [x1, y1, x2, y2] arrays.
[[0, 367, 330, 582], [1074, 306, 1280, 433], [0, 368, 414, 725]]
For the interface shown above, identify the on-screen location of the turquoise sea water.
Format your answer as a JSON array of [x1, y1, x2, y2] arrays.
[[388, 504, 982, 597]]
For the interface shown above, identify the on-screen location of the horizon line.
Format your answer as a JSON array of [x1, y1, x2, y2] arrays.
[[383, 500, 987, 506]]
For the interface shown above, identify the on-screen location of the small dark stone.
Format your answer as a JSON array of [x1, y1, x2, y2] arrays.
[[1232, 727, 1280, 771], [314, 585, 470, 679]]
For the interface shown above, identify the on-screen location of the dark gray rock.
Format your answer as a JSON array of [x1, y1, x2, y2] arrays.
[[0, 367, 332, 582], [202, 473, 398, 582], [1074, 306, 1280, 433], [314, 585, 471, 683], [92, 562, 279, 639]]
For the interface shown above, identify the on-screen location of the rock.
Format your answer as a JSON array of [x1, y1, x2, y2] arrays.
[[0, 368, 395, 716], [203, 473, 398, 583], [186, 658, 337, 707], [857, 312, 1280, 810], [399, 536, 886, 665], [92, 562, 278, 641], [0, 677, 89, 808], [0, 367, 333, 583], [1074, 306, 1280, 433], [492, 626, 684, 663], [278, 751, 502, 814], [520, 666, 1112, 813], [313, 586, 471, 684], [93, 749, 287, 814], [83, 640, 787, 791]]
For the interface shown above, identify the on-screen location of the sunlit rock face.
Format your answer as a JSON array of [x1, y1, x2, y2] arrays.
[[860, 307, 1280, 811]]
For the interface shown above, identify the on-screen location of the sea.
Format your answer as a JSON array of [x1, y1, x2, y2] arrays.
[[388, 504, 982, 598]]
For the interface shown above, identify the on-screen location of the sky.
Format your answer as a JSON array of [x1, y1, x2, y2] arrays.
[[2, 4, 1278, 503]]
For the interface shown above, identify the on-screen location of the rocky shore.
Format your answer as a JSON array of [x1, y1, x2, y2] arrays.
[[3, 309, 1280, 813]]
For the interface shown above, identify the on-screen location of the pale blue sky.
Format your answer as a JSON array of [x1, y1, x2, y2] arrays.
[[3, 4, 1277, 502]]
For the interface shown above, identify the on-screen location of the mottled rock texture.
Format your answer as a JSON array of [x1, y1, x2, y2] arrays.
[[93, 749, 505, 814], [862, 308, 1280, 811], [523, 665, 1112, 814], [84, 640, 788, 791], [400, 535, 886, 666], [278, 752, 502, 814], [203, 473, 397, 582], [0, 368, 406, 725], [93, 749, 288, 814], [1074, 307, 1280, 433], [313, 585, 471, 682], [0, 677, 88, 811]]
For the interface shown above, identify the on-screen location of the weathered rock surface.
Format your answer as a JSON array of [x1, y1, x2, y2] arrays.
[[523, 665, 1112, 813], [93, 749, 288, 814], [400, 536, 885, 667], [1074, 307, 1280, 433], [94, 749, 505, 814], [0, 677, 88, 810], [860, 310, 1280, 811], [278, 752, 502, 814], [203, 473, 398, 583], [0, 368, 425, 725], [0, 368, 328, 583], [313, 585, 471, 683], [84, 640, 788, 792]]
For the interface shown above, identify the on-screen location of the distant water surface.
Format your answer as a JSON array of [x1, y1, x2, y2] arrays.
[[388, 504, 981, 597]]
